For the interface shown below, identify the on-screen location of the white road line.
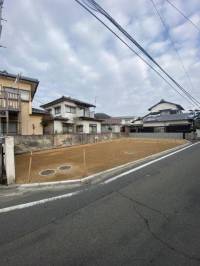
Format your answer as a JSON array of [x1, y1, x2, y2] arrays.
[[0, 141, 199, 214], [0, 191, 81, 214], [103, 142, 200, 184]]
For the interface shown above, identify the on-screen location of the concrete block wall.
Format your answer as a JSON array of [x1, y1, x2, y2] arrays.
[[14, 135, 54, 154], [129, 132, 184, 139], [14, 133, 123, 154]]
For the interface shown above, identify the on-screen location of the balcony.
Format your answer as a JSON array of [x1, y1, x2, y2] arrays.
[[78, 110, 95, 118], [0, 91, 20, 111]]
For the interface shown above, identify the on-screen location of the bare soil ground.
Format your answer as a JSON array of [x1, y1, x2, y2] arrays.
[[15, 138, 186, 184]]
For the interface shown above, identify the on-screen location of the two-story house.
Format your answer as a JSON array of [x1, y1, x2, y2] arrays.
[[0, 70, 45, 135], [132, 99, 194, 133], [41, 96, 102, 134]]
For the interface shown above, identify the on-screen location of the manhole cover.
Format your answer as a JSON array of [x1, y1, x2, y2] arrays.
[[58, 165, 71, 171], [40, 169, 55, 176]]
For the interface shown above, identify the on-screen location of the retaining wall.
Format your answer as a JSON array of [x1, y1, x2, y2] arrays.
[[14, 133, 123, 154]]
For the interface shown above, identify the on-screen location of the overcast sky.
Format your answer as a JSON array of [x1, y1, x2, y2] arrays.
[[1, 0, 200, 115]]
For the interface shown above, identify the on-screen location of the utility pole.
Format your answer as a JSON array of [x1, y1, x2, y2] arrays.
[[0, 0, 5, 48]]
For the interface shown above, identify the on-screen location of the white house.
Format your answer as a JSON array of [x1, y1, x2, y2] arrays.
[[41, 96, 102, 134], [132, 99, 194, 133]]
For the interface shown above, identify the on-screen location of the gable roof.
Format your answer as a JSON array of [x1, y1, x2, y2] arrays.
[[41, 96, 95, 109], [148, 99, 184, 111], [0, 70, 39, 99], [143, 113, 194, 123]]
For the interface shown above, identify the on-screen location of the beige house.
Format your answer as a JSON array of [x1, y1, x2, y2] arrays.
[[0, 70, 44, 135]]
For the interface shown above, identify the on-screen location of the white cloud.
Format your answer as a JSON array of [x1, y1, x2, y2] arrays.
[[0, 0, 200, 115]]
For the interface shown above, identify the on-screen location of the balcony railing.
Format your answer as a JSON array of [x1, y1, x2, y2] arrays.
[[78, 110, 95, 118], [0, 91, 20, 111]]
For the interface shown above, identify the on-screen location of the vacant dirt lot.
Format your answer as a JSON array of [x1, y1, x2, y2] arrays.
[[15, 138, 186, 183]]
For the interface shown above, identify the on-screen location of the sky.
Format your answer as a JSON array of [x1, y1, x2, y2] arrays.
[[0, 0, 200, 116]]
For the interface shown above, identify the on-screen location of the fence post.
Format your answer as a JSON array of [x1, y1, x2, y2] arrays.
[[4, 136, 15, 185], [83, 149, 87, 176]]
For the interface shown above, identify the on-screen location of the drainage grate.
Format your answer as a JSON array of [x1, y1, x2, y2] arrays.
[[40, 169, 56, 176], [58, 165, 71, 171]]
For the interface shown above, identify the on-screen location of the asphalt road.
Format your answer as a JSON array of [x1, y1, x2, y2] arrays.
[[0, 142, 200, 266]]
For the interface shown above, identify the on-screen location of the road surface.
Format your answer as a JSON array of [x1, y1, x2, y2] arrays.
[[0, 142, 200, 265]]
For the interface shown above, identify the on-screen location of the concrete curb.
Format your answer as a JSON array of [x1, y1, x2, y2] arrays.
[[11, 141, 190, 190]]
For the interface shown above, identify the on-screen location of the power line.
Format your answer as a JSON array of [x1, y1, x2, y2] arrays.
[[74, 0, 200, 108], [165, 0, 200, 33], [149, 0, 200, 107], [74, 0, 198, 107], [84, 0, 200, 108]]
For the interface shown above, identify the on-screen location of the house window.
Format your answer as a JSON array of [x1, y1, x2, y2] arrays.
[[54, 106, 61, 115], [89, 124, 97, 134], [47, 108, 52, 114], [76, 125, 83, 133], [3, 87, 30, 101], [63, 123, 74, 133], [65, 105, 76, 114]]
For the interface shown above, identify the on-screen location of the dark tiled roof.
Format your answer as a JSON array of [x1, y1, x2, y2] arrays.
[[143, 113, 194, 123], [41, 96, 95, 108], [148, 99, 184, 111], [32, 108, 48, 115], [94, 113, 111, 119]]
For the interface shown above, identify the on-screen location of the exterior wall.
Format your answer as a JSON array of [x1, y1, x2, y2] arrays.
[[0, 76, 37, 136], [54, 121, 63, 134], [29, 115, 43, 135], [0, 77, 32, 92], [47, 101, 92, 122], [77, 120, 101, 134], [21, 103, 43, 135], [102, 124, 121, 133], [52, 120, 101, 134], [150, 103, 179, 113], [21, 102, 31, 135]]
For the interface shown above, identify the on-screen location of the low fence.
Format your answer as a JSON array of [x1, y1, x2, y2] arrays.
[[13, 131, 198, 155], [14, 133, 124, 154], [129, 132, 198, 140], [129, 132, 184, 139]]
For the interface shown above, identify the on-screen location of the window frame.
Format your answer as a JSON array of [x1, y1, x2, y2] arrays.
[[65, 105, 76, 114], [54, 106, 61, 115], [89, 124, 97, 134]]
